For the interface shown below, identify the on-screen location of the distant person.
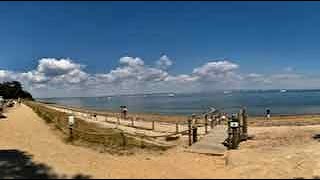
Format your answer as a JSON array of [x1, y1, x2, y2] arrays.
[[266, 108, 271, 120], [123, 106, 128, 119], [120, 106, 128, 119], [93, 113, 97, 121]]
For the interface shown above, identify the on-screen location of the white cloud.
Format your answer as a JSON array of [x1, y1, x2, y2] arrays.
[[0, 70, 15, 82], [165, 74, 199, 83], [190, 61, 240, 84], [193, 61, 239, 75], [20, 71, 48, 84], [96, 56, 169, 84], [119, 56, 144, 67], [37, 58, 83, 77], [1, 55, 318, 97], [156, 55, 173, 69]]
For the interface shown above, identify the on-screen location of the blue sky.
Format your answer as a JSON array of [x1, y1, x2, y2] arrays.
[[1, 1, 320, 97]]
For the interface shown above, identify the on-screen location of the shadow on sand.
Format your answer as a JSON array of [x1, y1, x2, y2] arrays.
[[0, 114, 7, 119], [0, 149, 91, 179], [312, 134, 320, 141]]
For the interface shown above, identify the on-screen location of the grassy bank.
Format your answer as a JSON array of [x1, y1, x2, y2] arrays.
[[24, 101, 170, 155]]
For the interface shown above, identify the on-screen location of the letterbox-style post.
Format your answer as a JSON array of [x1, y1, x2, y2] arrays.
[[229, 114, 240, 149], [68, 115, 75, 141]]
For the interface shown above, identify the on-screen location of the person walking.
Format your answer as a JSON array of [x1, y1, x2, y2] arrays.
[[120, 106, 128, 119], [266, 108, 271, 120]]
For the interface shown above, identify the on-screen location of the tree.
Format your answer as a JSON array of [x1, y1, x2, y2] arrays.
[[0, 81, 33, 100]]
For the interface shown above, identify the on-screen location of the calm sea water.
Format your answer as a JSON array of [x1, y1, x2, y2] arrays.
[[38, 90, 320, 116]]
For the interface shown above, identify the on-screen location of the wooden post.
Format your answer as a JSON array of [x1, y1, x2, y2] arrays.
[[68, 115, 75, 142], [210, 119, 214, 129], [69, 126, 73, 141], [188, 119, 192, 146], [175, 123, 179, 133], [121, 132, 127, 148], [231, 128, 238, 149], [192, 126, 198, 143], [140, 135, 145, 148], [219, 113, 223, 125], [152, 121, 155, 130], [117, 116, 120, 125], [210, 115, 214, 129], [205, 115, 208, 134], [131, 117, 134, 127], [241, 108, 248, 141]]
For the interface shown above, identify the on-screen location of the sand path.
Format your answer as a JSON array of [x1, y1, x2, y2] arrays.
[[3, 104, 320, 179], [0, 104, 225, 179]]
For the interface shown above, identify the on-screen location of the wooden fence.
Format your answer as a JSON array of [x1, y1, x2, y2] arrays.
[[24, 101, 177, 152], [27, 101, 243, 148]]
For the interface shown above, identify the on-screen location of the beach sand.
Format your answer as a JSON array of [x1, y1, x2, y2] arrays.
[[2, 104, 320, 178]]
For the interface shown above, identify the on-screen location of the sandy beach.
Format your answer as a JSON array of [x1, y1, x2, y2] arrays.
[[2, 104, 320, 178]]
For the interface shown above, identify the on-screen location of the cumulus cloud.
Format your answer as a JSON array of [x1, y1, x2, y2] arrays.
[[96, 56, 169, 84], [1, 55, 316, 97], [0, 70, 16, 82], [37, 58, 84, 77], [119, 56, 144, 67], [192, 61, 239, 81], [193, 61, 239, 77], [20, 71, 48, 84], [0, 58, 89, 93], [156, 55, 173, 69], [165, 74, 199, 83]]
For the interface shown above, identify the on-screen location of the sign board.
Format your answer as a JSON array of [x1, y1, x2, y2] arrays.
[[68, 116, 75, 126], [230, 121, 239, 128]]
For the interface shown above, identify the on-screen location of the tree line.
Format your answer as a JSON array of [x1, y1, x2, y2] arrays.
[[0, 81, 33, 100]]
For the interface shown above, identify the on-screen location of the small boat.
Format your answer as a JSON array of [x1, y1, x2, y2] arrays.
[[223, 91, 232, 94], [168, 93, 175, 97], [280, 89, 287, 93]]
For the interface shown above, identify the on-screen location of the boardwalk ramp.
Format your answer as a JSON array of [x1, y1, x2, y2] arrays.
[[186, 125, 228, 156]]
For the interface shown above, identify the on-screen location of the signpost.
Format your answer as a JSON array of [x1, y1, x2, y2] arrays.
[[228, 114, 241, 149], [68, 115, 75, 141]]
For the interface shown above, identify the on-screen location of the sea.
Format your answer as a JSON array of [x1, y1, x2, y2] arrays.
[[38, 89, 320, 117]]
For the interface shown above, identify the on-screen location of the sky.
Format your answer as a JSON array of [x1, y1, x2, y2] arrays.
[[1, 1, 320, 98]]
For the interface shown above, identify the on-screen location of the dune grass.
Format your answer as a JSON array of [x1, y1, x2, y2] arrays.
[[24, 101, 169, 155]]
